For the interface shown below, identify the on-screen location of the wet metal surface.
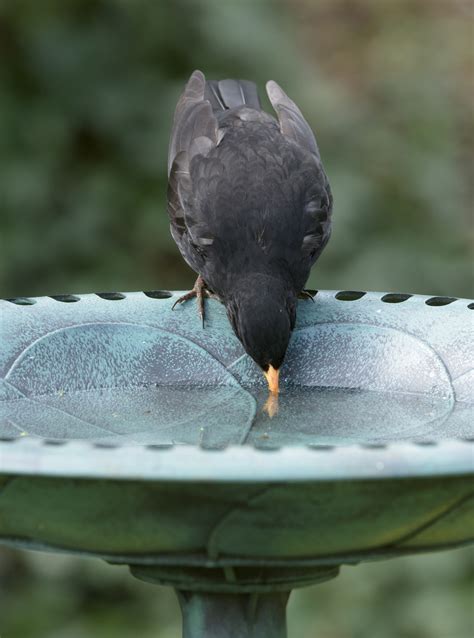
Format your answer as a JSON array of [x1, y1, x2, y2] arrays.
[[1, 290, 472, 452]]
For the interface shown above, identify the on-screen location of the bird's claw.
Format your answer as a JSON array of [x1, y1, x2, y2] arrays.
[[172, 291, 197, 311], [171, 276, 209, 328], [298, 289, 315, 302]]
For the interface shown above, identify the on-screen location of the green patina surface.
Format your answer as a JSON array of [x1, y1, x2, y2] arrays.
[[0, 476, 472, 570]]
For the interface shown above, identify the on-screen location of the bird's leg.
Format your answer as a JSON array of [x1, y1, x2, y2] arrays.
[[298, 289, 315, 302], [172, 275, 215, 327]]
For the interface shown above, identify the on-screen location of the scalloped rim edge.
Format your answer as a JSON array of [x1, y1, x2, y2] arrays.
[[0, 438, 473, 482]]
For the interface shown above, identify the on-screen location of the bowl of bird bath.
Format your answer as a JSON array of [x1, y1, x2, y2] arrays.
[[0, 289, 473, 637]]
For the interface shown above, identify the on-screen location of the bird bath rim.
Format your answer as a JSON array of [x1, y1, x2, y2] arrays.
[[0, 437, 473, 483]]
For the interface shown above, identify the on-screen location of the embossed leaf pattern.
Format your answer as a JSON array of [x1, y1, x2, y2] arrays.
[[0, 292, 473, 445]]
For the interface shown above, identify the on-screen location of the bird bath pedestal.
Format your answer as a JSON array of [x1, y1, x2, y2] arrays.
[[1, 290, 473, 637]]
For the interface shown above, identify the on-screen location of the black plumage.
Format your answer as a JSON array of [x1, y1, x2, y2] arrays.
[[167, 70, 332, 393]]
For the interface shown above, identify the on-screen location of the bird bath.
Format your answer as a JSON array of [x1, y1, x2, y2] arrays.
[[1, 289, 473, 637]]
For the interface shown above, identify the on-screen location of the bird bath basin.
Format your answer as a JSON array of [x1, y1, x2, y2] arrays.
[[1, 290, 473, 637]]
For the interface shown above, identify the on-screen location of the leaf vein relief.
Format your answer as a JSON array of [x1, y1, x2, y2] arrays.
[[391, 491, 474, 547]]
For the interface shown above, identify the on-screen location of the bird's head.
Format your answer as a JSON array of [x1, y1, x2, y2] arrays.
[[225, 276, 297, 395]]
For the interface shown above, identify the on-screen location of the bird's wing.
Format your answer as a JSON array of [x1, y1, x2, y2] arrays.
[[266, 80, 321, 160], [168, 70, 218, 176], [266, 80, 332, 268], [300, 174, 333, 267], [167, 70, 219, 272]]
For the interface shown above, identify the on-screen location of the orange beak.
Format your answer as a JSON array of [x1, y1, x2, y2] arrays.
[[263, 365, 280, 395]]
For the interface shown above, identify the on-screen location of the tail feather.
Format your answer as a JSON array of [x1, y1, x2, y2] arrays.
[[205, 78, 261, 113], [205, 81, 226, 110]]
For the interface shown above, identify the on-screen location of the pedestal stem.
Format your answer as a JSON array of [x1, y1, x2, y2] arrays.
[[176, 590, 290, 638]]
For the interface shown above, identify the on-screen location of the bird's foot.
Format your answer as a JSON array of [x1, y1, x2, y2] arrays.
[[298, 289, 316, 302], [172, 276, 217, 327]]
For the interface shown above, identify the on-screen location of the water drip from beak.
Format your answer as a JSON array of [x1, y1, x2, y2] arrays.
[[263, 366, 280, 417]]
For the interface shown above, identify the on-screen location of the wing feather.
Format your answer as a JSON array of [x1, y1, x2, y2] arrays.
[[266, 80, 320, 159], [168, 70, 218, 175], [167, 71, 219, 272], [266, 80, 332, 267]]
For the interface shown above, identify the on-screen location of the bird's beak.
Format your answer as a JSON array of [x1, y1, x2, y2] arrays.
[[264, 365, 280, 394]]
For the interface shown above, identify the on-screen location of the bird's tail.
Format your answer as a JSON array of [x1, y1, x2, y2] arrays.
[[205, 78, 261, 113]]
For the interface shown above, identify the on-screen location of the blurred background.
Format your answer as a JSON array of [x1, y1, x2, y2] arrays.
[[0, 0, 472, 636]]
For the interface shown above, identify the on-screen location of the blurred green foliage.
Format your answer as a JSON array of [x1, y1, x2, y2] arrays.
[[0, 1, 472, 636], [0, 545, 472, 638], [0, 0, 472, 298]]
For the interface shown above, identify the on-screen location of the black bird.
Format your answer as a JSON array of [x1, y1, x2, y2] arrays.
[[167, 70, 332, 399]]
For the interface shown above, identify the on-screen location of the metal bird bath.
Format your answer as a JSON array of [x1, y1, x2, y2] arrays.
[[1, 289, 473, 637]]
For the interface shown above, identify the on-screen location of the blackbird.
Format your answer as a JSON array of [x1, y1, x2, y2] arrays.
[[167, 70, 332, 399]]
